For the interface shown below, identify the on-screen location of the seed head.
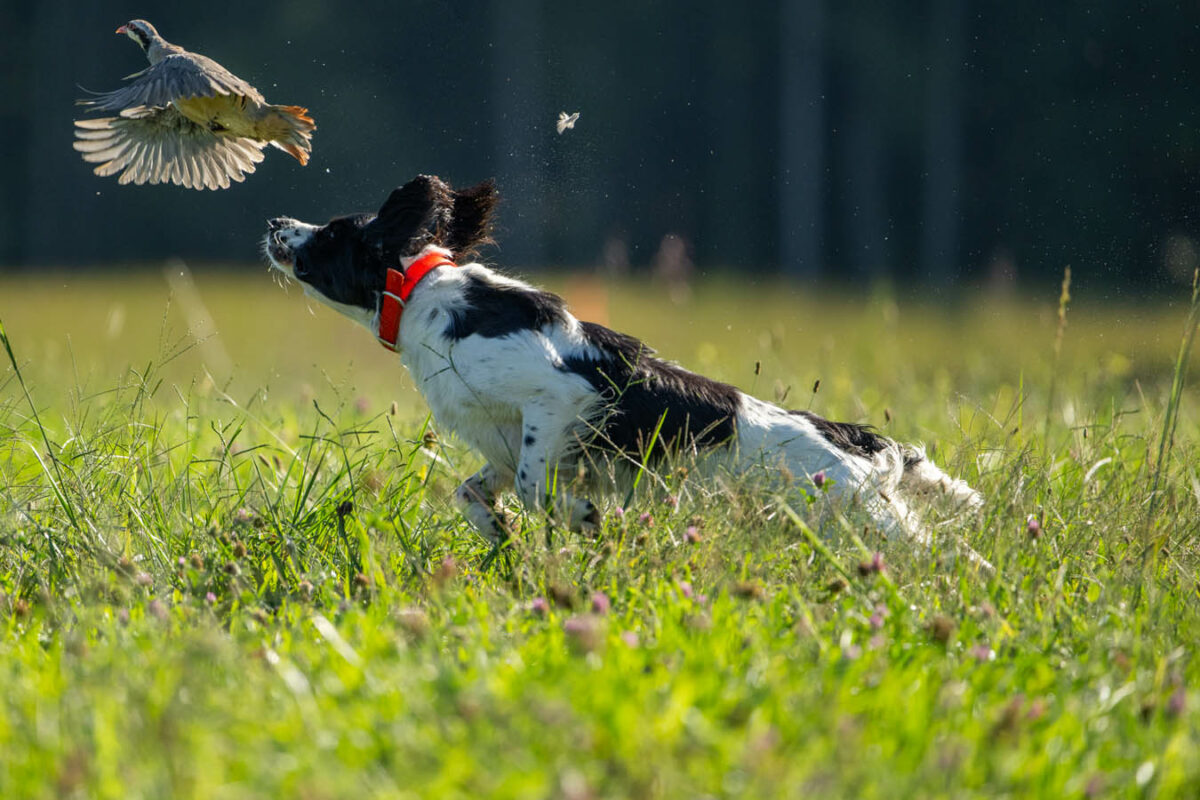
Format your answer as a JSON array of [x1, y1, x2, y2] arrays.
[[970, 643, 994, 662], [857, 551, 885, 576], [1026, 697, 1047, 721], [927, 614, 956, 644], [396, 608, 430, 639], [548, 583, 575, 609], [589, 591, 611, 615], [563, 615, 603, 653], [1026, 515, 1042, 538], [732, 581, 764, 600], [434, 556, 457, 586], [1167, 687, 1187, 717]]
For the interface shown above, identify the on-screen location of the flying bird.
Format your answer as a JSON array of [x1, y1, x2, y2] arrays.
[[73, 20, 316, 190], [556, 111, 580, 135]]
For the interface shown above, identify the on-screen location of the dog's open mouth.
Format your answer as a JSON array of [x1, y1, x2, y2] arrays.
[[266, 232, 293, 267]]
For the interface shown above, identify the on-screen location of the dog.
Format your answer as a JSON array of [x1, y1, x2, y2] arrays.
[[263, 175, 983, 553]]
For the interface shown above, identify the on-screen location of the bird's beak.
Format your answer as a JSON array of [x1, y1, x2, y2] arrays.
[[115, 25, 128, 34]]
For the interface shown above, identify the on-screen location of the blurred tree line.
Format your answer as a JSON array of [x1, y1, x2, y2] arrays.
[[0, 0, 1197, 287]]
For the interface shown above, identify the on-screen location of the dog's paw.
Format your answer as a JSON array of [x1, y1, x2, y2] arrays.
[[460, 502, 512, 545], [478, 512, 513, 546], [567, 499, 601, 538]]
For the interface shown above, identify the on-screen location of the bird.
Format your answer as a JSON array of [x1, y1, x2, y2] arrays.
[[556, 111, 580, 135], [73, 20, 316, 191]]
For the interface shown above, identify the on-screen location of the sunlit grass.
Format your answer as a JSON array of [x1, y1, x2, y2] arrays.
[[0, 267, 1197, 798]]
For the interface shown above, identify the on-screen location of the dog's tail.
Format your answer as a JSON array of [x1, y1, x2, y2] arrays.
[[776, 407, 987, 564], [879, 444, 991, 570], [894, 444, 983, 511]]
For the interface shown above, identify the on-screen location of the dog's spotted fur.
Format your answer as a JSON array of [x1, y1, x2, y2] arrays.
[[264, 175, 984, 556]]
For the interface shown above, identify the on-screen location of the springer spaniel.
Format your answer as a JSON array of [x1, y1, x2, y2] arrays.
[[263, 175, 983, 556]]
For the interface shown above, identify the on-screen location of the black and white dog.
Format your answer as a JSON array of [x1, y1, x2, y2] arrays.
[[264, 175, 981, 550]]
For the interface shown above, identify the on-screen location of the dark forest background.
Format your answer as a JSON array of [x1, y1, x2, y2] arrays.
[[1, 1, 1198, 288]]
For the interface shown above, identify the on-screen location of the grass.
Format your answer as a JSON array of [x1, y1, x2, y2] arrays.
[[0, 266, 1198, 798]]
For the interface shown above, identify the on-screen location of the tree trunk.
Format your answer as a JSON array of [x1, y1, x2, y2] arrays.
[[491, 0, 547, 267], [778, 0, 825, 277], [920, 0, 967, 284]]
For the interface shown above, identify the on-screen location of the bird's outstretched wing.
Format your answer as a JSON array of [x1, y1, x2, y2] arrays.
[[73, 105, 266, 190], [77, 52, 264, 112]]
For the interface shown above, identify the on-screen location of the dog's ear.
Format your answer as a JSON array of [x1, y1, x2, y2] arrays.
[[364, 175, 454, 259], [445, 179, 499, 259]]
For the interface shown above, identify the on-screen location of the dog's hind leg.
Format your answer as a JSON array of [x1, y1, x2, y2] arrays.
[[454, 463, 514, 544]]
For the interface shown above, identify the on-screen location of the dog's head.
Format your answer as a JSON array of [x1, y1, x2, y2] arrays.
[[264, 174, 498, 316]]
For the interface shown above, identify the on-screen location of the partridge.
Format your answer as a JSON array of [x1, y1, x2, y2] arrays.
[[73, 20, 315, 190]]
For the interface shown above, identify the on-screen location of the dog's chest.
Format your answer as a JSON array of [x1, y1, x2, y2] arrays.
[[397, 315, 525, 465]]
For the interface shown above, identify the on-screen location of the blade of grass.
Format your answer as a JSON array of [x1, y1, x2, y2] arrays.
[[1147, 269, 1200, 539], [0, 318, 82, 532]]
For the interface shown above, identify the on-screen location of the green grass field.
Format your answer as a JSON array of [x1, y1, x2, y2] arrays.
[[1, 267, 1198, 798]]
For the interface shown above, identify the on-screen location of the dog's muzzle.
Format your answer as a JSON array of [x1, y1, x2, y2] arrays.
[[265, 217, 301, 267]]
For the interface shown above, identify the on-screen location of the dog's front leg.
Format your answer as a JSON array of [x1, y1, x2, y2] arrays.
[[513, 407, 600, 535], [453, 463, 514, 544]]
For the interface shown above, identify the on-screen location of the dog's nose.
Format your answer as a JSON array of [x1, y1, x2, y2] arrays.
[[267, 217, 295, 232]]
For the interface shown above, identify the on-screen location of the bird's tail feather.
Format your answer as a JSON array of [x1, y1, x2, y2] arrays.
[[264, 105, 315, 165]]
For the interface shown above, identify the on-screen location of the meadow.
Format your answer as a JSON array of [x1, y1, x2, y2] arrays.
[[0, 265, 1198, 798]]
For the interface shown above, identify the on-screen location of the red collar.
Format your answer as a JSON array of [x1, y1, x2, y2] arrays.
[[377, 250, 456, 351]]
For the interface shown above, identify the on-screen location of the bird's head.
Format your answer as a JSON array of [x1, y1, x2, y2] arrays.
[[115, 20, 159, 52]]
